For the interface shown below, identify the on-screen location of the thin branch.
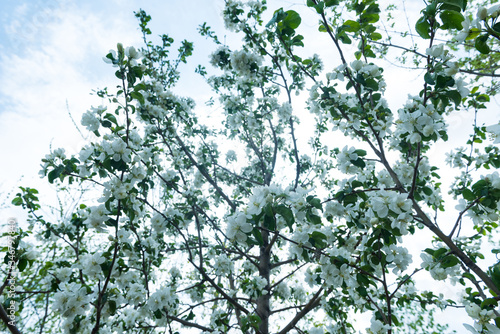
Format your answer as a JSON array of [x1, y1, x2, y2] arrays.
[[449, 198, 481, 238], [276, 287, 324, 334], [270, 257, 297, 269], [166, 314, 214, 332], [173, 132, 237, 211], [191, 261, 250, 315], [270, 304, 305, 314], [0, 303, 21, 334], [408, 144, 421, 200], [39, 292, 50, 334], [215, 163, 264, 186]]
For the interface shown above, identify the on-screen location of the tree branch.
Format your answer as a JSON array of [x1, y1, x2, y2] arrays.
[[277, 287, 324, 334]]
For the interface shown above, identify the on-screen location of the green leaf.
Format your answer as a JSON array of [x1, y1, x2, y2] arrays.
[[307, 196, 323, 210], [276, 205, 295, 228], [154, 310, 163, 319], [424, 248, 435, 255], [365, 3, 381, 14], [103, 113, 118, 125], [134, 83, 147, 92], [306, 210, 322, 225], [291, 35, 304, 47], [424, 72, 435, 85], [491, 264, 500, 288], [481, 298, 498, 309], [422, 187, 433, 196], [102, 120, 112, 128], [434, 248, 448, 258], [241, 314, 261, 332], [391, 314, 401, 327], [302, 248, 310, 262], [465, 27, 481, 41], [264, 210, 276, 231], [357, 273, 371, 286], [472, 179, 488, 194], [351, 180, 363, 189], [48, 166, 64, 184], [319, 23, 332, 33], [108, 300, 117, 315], [463, 272, 475, 282], [493, 23, 500, 33], [12, 197, 23, 206], [312, 2, 325, 14], [370, 32, 382, 41], [130, 91, 145, 104], [184, 311, 195, 321], [309, 231, 327, 248], [343, 194, 357, 205], [440, 10, 464, 30], [98, 169, 107, 178], [438, 0, 466, 11], [351, 158, 366, 168], [441, 255, 460, 268], [361, 13, 380, 24], [18, 258, 28, 272], [477, 94, 490, 102], [363, 78, 379, 91], [115, 70, 124, 79], [343, 20, 360, 33], [337, 32, 352, 44], [415, 16, 431, 39], [325, 0, 339, 6], [462, 188, 475, 201], [266, 8, 287, 28], [475, 34, 491, 54], [283, 10, 302, 29], [357, 285, 368, 297], [105, 218, 118, 227], [252, 228, 264, 246], [446, 90, 463, 106], [355, 149, 367, 156]]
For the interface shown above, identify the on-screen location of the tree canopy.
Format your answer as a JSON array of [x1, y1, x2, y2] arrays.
[[3, 0, 500, 333]]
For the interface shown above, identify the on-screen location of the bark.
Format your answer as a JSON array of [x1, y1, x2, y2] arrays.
[[256, 229, 271, 334], [0, 302, 21, 334]]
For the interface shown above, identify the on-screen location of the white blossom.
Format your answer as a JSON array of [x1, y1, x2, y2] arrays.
[[226, 211, 253, 243], [486, 124, 500, 144]]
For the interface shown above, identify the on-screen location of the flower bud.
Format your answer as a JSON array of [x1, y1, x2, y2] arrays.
[[477, 7, 487, 20]]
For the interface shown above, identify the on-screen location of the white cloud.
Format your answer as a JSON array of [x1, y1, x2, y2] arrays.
[[0, 1, 142, 194], [0, 0, 225, 218]]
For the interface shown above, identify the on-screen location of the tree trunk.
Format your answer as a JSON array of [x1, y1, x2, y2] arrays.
[[256, 229, 270, 334]]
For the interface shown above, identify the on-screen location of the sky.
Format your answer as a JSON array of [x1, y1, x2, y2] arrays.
[[0, 0, 499, 331], [0, 0, 228, 209], [0, 0, 482, 207]]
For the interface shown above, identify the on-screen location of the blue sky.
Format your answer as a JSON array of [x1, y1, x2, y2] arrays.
[[0, 0, 227, 196], [0, 0, 324, 201], [0, 0, 498, 331]]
